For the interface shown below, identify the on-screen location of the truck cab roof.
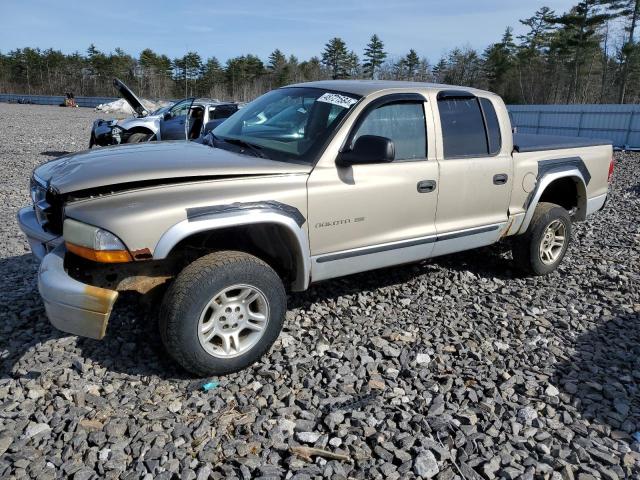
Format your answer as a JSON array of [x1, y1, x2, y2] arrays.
[[286, 80, 494, 98]]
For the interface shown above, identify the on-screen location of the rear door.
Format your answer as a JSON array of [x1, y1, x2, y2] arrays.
[[159, 98, 194, 140], [432, 91, 512, 256]]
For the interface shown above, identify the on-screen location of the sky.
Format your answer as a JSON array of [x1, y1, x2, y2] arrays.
[[1, 0, 579, 63]]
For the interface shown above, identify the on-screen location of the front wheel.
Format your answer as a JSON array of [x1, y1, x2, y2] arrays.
[[125, 132, 152, 143], [159, 251, 287, 376], [512, 202, 572, 275]]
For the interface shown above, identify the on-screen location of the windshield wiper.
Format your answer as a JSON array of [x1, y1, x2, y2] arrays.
[[220, 137, 269, 159]]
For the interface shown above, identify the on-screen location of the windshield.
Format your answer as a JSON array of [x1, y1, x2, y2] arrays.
[[151, 104, 173, 116], [212, 87, 360, 163]]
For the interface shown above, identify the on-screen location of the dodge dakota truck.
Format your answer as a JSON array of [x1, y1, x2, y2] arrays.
[[18, 80, 613, 376]]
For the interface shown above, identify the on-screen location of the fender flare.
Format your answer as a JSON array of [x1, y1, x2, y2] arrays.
[[517, 167, 587, 235], [153, 203, 311, 291]]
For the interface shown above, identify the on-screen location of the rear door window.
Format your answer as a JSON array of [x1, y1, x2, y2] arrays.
[[438, 97, 487, 158], [353, 102, 426, 161], [212, 105, 237, 120]]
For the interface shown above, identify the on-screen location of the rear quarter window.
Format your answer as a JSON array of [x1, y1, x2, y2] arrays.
[[480, 97, 502, 155]]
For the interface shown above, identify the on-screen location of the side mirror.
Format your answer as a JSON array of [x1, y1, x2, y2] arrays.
[[163, 112, 171, 120], [337, 135, 395, 166]]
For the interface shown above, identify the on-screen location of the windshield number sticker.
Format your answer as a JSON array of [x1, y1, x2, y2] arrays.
[[317, 93, 358, 109]]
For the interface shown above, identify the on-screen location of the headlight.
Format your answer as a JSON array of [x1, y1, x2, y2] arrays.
[[30, 176, 47, 205], [111, 125, 124, 144], [63, 219, 132, 263]]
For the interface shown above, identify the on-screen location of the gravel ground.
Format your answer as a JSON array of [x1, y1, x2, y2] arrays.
[[1, 103, 639, 480]]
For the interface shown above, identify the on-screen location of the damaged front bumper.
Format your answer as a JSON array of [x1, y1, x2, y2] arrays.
[[39, 244, 118, 339], [90, 119, 124, 147], [18, 206, 119, 339]]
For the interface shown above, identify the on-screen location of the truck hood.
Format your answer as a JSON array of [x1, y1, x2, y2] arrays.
[[35, 141, 312, 194]]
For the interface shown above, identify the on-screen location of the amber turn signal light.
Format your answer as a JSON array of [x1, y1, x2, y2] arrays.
[[66, 242, 133, 263]]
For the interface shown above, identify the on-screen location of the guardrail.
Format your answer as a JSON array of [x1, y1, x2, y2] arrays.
[[0, 93, 118, 108], [507, 104, 640, 150]]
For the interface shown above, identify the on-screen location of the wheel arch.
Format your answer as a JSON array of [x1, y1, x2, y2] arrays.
[[126, 126, 155, 137], [153, 208, 310, 291], [518, 168, 587, 234]]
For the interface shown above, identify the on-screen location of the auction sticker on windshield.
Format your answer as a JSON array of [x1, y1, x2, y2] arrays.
[[317, 93, 358, 109]]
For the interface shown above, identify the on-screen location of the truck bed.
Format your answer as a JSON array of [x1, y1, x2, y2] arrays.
[[513, 133, 612, 153]]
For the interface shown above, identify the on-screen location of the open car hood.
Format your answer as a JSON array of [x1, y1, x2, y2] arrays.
[[113, 78, 148, 117], [34, 141, 312, 195]]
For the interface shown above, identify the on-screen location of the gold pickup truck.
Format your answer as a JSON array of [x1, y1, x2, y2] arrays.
[[18, 80, 614, 376]]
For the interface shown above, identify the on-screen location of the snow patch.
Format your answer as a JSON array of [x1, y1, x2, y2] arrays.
[[95, 98, 169, 115]]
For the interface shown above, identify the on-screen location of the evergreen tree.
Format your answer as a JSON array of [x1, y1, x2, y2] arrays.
[[267, 49, 287, 71], [201, 57, 224, 97], [518, 6, 556, 52], [516, 7, 557, 103], [483, 28, 516, 99], [346, 51, 360, 78], [605, 0, 640, 101], [267, 49, 289, 87], [432, 57, 448, 83], [553, 1, 611, 102], [405, 49, 420, 79], [321, 37, 350, 79], [362, 34, 387, 79]]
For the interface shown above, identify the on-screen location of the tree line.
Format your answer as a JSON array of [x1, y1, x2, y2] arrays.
[[0, 0, 638, 104]]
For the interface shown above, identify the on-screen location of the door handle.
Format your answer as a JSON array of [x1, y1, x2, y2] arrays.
[[493, 173, 508, 185], [417, 180, 437, 193]]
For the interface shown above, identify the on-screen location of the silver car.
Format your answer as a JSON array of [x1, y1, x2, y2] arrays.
[[90, 78, 238, 147]]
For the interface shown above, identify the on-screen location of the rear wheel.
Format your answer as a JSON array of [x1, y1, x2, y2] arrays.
[[125, 132, 152, 143], [512, 202, 572, 275], [159, 251, 286, 376]]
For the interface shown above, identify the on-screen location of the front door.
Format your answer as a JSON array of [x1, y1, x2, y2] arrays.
[[159, 98, 194, 140], [431, 91, 513, 256], [307, 94, 440, 281]]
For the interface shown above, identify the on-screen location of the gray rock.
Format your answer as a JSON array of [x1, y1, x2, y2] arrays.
[[545, 384, 560, 396], [0, 435, 13, 456], [415, 353, 431, 365], [517, 407, 538, 424], [277, 418, 296, 436], [296, 431, 321, 444], [413, 450, 439, 478], [22, 422, 51, 439], [324, 411, 344, 430]]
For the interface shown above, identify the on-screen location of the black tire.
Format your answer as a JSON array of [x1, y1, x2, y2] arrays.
[[125, 132, 152, 143], [512, 202, 572, 276], [159, 251, 286, 376]]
